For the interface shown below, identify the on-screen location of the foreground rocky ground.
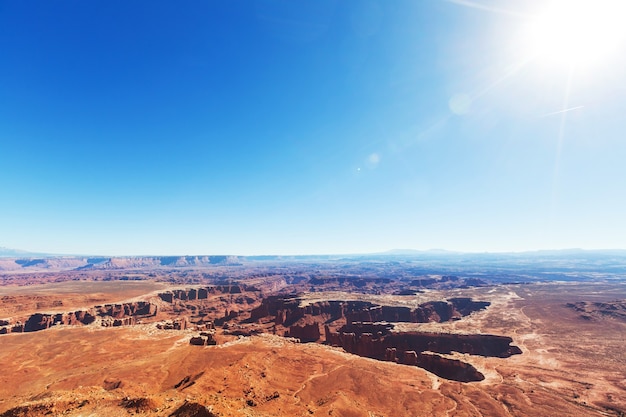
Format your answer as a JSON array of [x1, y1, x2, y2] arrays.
[[0, 264, 625, 416]]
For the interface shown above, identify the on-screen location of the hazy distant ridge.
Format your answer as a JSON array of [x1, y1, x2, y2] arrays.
[[0, 255, 242, 272], [0, 247, 58, 258], [1, 247, 625, 274]]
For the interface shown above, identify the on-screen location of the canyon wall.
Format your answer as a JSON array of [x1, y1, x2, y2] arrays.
[[0, 301, 158, 334], [158, 285, 260, 302], [324, 322, 521, 382], [250, 296, 490, 342], [325, 325, 522, 359]]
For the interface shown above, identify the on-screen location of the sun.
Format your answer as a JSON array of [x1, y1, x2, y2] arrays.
[[524, 0, 626, 70]]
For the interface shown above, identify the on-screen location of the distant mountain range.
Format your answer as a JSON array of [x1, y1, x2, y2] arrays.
[[377, 248, 460, 256], [0, 255, 244, 272], [1, 246, 625, 275], [0, 246, 59, 258]]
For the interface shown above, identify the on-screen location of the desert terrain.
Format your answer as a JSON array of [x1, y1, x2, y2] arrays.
[[0, 254, 625, 416]]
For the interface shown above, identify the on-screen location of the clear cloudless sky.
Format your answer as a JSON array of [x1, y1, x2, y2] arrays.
[[1, 0, 625, 255]]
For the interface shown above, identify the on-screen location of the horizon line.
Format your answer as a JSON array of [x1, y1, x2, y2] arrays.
[[2, 246, 626, 259]]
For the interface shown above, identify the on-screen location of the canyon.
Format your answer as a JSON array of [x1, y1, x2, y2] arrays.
[[0, 256, 625, 416]]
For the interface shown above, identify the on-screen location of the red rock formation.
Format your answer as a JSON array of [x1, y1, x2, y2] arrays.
[[384, 347, 484, 381], [1, 302, 158, 335], [401, 350, 418, 366], [344, 299, 488, 324], [156, 317, 188, 330], [114, 317, 135, 326], [169, 401, 217, 417], [159, 292, 174, 303], [385, 347, 397, 361], [448, 297, 491, 316], [325, 323, 520, 382], [286, 323, 321, 342], [189, 336, 207, 346], [23, 313, 55, 332], [101, 317, 136, 327], [326, 325, 521, 359], [175, 317, 188, 330], [250, 296, 490, 333], [158, 285, 261, 304], [94, 301, 156, 318], [415, 352, 484, 382], [189, 331, 217, 346], [214, 310, 239, 326], [55, 310, 96, 326]]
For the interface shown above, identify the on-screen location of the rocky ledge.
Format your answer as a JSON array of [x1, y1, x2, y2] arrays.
[[0, 301, 157, 334], [325, 322, 521, 382]]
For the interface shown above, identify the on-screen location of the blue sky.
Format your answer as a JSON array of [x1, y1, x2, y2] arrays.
[[1, 0, 625, 255]]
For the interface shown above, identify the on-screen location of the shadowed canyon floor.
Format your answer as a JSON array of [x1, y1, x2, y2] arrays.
[[1, 264, 625, 416]]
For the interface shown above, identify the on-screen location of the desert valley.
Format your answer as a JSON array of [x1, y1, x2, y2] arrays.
[[0, 252, 624, 416]]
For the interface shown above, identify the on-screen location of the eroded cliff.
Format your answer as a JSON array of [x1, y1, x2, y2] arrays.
[[325, 322, 521, 382], [0, 301, 158, 334]]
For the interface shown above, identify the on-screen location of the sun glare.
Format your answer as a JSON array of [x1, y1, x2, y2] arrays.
[[524, 0, 626, 70]]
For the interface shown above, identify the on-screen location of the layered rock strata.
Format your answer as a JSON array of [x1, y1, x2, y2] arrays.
[[249, 296, 490, 342], [325, 322, 521, 382], [158, 285, 260, 303], [0, 302, 157, 334]]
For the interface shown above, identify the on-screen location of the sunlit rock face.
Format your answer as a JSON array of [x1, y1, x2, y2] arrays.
[[325, 323, 521, 382], [1, 302, 158, 334]]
